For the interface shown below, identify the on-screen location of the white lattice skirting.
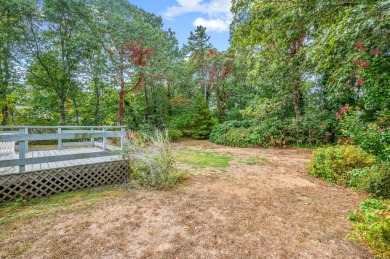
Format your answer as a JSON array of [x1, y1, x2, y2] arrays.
[[0, 160, 129, 201]]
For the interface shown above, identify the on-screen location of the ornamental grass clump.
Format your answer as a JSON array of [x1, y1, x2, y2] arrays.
[[124, 130, 188, 187]]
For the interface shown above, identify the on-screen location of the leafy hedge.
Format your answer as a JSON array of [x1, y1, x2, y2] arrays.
[[209, 119, 295, 147]]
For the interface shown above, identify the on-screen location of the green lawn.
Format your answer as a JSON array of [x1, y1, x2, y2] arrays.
[[175, 149, 232, 168]]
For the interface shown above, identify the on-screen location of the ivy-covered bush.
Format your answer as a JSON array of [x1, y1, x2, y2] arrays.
[[349, 199, 390, 258], [309, 145, 376, 184]]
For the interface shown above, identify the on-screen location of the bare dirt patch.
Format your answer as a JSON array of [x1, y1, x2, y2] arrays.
[[0, 140, 371, 258]]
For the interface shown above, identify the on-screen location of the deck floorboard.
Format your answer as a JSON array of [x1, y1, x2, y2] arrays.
[[0, 147, 122, 175]]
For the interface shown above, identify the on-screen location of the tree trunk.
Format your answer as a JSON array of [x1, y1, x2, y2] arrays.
[[118, 53, 125, 126], [60, 99, 66, 125], [292, 84, 301, 134], [73, 99, 79, 124], [288, 38, 304, 139], [167, 83, 173, 116], [118, 90, 124, 126], [93, 77, 100, 125], [144, 83, 149, 120]]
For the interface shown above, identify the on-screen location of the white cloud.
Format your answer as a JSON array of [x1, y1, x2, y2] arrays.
[[163, 0, 232, 32], [193, 18, 229, 32]]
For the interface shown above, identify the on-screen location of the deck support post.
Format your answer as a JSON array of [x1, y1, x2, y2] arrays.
[[103, 128, 107, 151], [90, 128, 94, 148], [18, 127, 28, 172], [58, 128, 62, 150], [120, 127, 125, 151]]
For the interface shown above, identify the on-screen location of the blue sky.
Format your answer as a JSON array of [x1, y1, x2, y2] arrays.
[[129, 0, 231, 51]]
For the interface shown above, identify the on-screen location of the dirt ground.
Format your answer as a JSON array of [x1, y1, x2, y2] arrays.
[[0, 140, 372, 258]]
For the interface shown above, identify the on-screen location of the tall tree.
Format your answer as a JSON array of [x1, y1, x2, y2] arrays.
[[0, 0, 29, 124], [231, 0, 317, 136], [24, 0, 92, 125], [185, 25, 213, 100], [99, 0, 163, 125]]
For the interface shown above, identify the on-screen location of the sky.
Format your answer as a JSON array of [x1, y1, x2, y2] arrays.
[[129, 0, 232, 51]]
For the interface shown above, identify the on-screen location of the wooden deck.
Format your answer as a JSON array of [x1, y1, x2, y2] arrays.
[[0, 148, 122, 175]]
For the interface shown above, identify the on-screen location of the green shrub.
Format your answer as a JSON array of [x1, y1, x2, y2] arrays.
[[363, 163, 390, 199], [210, 119, 295, 147], [168, 128, 183, 140], [190, 98, 215, 139], [340, 110, 390, 161], [169, 98, 216, 140], [347, 162, 390, 199], [349, 199, 390, 258], [309, 145, 376, 184], [346, 167, 370, 188], [124, 130, 188, 187], [210, 120, 259, 147]]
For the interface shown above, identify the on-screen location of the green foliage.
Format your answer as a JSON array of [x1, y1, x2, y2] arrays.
[[349, 199, 390, 258], [175, 149, 231, 169], [210, 119, 296, 147], [124, 130, 188, 187], [209, 120, 261, 147], [168, 128, 183, 140], [168, 98, 216, 139], [189, 98, 215, 140], [340, 110, 390, 161], [309, 145, 376, 184], [347, 162, 390, 199]]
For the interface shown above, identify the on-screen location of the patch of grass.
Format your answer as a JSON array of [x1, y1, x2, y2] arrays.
[[292, 143, 332, 149], [9, 242, 31, 257], [240, 156, 268, 165], [175, 149, 232, 168], [0, 187, 123, 225]]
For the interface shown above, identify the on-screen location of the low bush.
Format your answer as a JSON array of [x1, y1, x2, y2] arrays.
[[210, 119, 295, 147], [124, 130, 188, 187], [168, 128, 183, 140], [347, 162, 390, 199], [349, 199, 390, 258], [309, 145, 376, 184], [210, 121, 261, 147]]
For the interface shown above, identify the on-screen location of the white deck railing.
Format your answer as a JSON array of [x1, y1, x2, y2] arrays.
[[0, 126, 126, 172]]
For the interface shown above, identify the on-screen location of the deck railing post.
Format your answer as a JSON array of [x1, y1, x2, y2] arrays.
[[58, 127, 62, 150], [18, 127, 27, 172], [90, 128, 94, 148], [120, 127, 125, 151], [25, 127, 29, 153], [103, 128, 107, 151]]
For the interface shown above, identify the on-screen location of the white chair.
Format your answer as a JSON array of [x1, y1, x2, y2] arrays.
[[0, 141, 16, 158]]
